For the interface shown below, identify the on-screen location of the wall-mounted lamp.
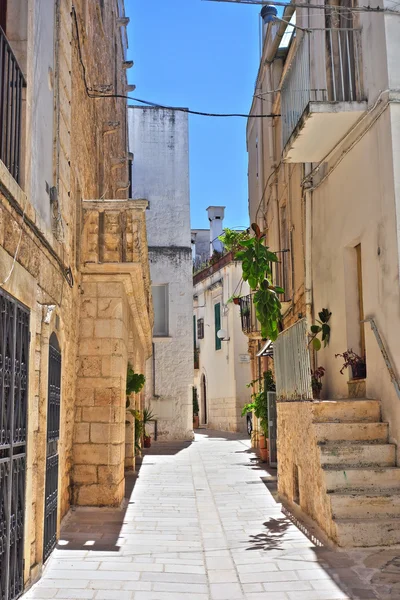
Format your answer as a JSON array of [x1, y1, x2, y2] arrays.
[[261, 5, 310, 33], [217, 329, 230, 342]]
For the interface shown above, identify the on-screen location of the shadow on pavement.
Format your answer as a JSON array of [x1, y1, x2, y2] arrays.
[[246, 516, 293, 551]]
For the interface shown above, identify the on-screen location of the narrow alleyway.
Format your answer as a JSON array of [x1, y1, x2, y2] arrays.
[[25, 432, 397, 600]]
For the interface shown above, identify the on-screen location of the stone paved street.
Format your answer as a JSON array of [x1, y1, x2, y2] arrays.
[[24, 431, 400, 600]]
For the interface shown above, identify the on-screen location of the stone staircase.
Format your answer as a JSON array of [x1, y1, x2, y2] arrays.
[[314, 399, 400, 547]]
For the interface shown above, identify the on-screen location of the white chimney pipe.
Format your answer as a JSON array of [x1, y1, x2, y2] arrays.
[[207, 206, 225, 257]]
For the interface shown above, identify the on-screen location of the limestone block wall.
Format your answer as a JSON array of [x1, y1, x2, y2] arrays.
[[208, 397, 247, 433], [0, 0, 148, 589], [277, 402, 334, 539], [0, 171, 80, 582], [73, 280, 130, 506]]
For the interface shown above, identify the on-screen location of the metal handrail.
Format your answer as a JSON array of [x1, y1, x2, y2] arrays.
[[0, 26, 26, 183], [362, 317, 400, 400]]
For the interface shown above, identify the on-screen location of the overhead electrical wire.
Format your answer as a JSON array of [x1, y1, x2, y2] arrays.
[[202, 0, 400, 15], [71, 6, 278, 118]]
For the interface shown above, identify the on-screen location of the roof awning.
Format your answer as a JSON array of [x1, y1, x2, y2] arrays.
[[256, 340, 274, 357]]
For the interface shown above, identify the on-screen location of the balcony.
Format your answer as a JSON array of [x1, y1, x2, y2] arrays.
[[281, 29, 367, 163], [239, 295, 261, 338], [0, 26, 25, 183]]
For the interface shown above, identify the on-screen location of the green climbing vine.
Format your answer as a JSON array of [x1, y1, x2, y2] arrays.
[[235, 224, 283, 341]]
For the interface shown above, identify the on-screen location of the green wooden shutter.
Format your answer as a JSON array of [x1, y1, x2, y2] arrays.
[[193, 315, 196, 348], [215, 303, 221, 350]]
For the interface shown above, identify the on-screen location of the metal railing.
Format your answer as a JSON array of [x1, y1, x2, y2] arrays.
[[0, 26, 25, 183], [281, 28, 363, 149], [363, 317, 400, 401], [274, 318, 313, 401], [239, 294, 260, 336]]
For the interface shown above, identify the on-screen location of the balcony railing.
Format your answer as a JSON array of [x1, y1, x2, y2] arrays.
[[281, 28, 363, 150], [0, 26, 25, 183], [239, 294, 260, 337]]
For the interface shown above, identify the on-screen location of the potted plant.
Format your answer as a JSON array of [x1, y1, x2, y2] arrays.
[[142, 407, 156, 448], [193, 387, 200, 429], [335, 350, 366, 380], [311, 366, 325, 399], [125, 364, 146, 455], [241, 371, 275, 462]]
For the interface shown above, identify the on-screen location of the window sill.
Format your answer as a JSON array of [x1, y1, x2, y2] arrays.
[[153, 336, 172, 341]]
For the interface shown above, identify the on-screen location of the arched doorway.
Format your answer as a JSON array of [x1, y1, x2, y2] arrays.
[[43, 332, 61, 562], [201, 374, 207, 426]]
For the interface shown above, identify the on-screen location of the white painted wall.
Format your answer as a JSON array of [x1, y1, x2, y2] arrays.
[[128, 107, 193, 441], [193, 261, 252, 432], [129, 107, 191, 247]]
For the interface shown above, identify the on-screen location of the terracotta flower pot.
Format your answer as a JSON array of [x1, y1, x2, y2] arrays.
[[143, 435, 151, 448], [193, 415, 200, 429], [259, 434, 267, 449], [260, 446, 269, 462], [233, 297, 240, 305]]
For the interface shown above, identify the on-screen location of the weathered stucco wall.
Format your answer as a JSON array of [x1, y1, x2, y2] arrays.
[[312, 104, 400, 458], [147, 247, 193, 440], [128, 107, 193, 441], [193, 261, 252, 432]]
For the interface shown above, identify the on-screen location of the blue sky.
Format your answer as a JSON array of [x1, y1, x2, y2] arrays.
[[125, 0, 261, 230]]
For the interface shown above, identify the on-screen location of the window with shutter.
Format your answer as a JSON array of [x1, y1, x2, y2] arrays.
[[152, 285, 169, 336], [197, 318, 204, 340], [215, 303, 221, 350]]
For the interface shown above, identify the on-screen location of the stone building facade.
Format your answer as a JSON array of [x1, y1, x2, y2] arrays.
[[128, 107, 193, 442], [192, 209, 251, 432], [0, 1, 152, 597], [247, 4, 400, 546]]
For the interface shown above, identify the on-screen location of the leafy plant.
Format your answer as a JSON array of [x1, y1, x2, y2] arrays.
[[309, 308, 332, 351], [242, 371, 275, 437], [126, 364, 146, 395], [218, 228, 249, 253], [335, 350, 366, 377], [311, 366, 325, 398], [142, 407, 156, 437], [209, 250, 222, 265], [235, 224, 283, 341], [193, 387, 199, 416]]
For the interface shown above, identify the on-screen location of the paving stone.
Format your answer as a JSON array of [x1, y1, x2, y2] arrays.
[[21, 431, 385, 600], [209, 582, 244, 599]]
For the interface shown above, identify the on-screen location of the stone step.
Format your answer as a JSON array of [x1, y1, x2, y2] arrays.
[[314, 422, 389, 443], [324, 466, 400, 491], [329, 489, 400, 519], [312, 399, 381, 424], [319, 442, 396, 467], [334, 517, 400, 547]]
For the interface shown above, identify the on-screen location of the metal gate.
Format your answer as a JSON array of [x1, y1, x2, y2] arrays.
[[0, 289, 29, 600], [267, 392, 277, 467], [43, 334, 61, 563]]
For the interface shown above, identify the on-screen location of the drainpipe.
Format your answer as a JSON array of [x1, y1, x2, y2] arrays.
[[304, 163, 313, 330], [258, 95, 265, 230]]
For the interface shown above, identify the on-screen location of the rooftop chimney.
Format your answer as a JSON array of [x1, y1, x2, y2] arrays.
[[207, 206, 225, 257]]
